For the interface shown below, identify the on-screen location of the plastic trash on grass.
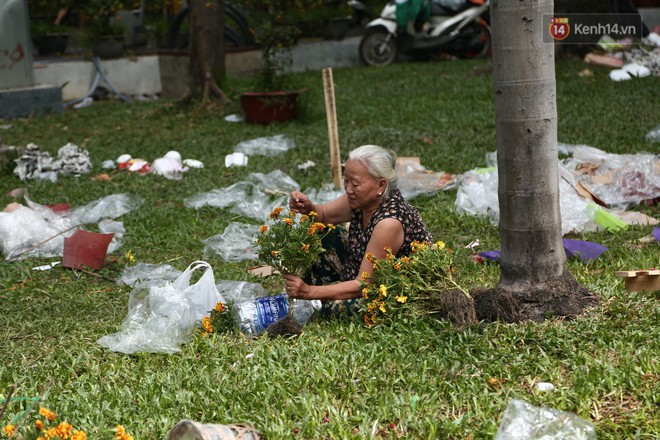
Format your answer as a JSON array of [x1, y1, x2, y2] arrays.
[[98, 261, 224, 354], [117, 262, 183, 288], [495, 399, 596, 440], [203, 222, 260, 262], [233, 134, 295, 156]]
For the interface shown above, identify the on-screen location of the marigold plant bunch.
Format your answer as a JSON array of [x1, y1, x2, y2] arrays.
[[255, 208, 334, 278], [199, 301, 234, 336], [360, 241, 472, 327]]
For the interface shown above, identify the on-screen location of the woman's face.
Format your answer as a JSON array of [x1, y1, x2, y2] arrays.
[[343, 160, 385, 210]]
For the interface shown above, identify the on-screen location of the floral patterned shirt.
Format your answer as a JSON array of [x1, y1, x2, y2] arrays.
[[340, 188, 433, 281]]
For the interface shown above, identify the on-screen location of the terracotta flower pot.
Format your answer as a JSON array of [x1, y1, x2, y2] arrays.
[[240, 90, 303, 125], [63, 230, 115, 270]]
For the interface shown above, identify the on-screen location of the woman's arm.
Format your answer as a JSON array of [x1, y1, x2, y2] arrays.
[[284, 219, 405, 300], [289, 191, 352, 225]]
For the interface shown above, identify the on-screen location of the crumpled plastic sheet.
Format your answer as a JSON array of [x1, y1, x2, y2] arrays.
[[396, 162, 455, 200], [117, 263, 183, 288], [454, 150, 652, 234], [562, 144, 660, 209], [646, 125, 660, 143], [495, 399, 596, 440], [13, 142, 92, 180], [203, 222, 260, 262], [0, 193, 143, 260], [233, 134, 295, 156], [99, 219, 125, 254], [184, 170, 299, 221], [302, 184, 345, 205]]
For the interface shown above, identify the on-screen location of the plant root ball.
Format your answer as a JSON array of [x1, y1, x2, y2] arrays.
[[267, 314, 302, 339]]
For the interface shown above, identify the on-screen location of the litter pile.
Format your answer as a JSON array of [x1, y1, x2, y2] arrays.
[[455, 144, 659, 235], [104, 150, 204, 180], [13, 143, 92, 181], [0, 193, 143, 261], [584, 31, 660, 81]]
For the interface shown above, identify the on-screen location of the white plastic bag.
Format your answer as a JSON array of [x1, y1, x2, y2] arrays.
[[98, 261, 224, 354]]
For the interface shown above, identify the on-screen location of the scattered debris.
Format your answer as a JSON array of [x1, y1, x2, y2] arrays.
[[615, 269, 659, 292], [233, 134, 295, 157]]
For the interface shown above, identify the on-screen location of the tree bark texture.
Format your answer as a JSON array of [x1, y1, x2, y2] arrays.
[[189, 0, 229, 104], [479, 0, 599, 321], [492, 0, 565, 286]]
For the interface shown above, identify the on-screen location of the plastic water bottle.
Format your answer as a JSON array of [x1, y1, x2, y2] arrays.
[[234, 294, 290, 337]]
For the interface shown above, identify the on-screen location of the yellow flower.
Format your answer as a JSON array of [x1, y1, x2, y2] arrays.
[[45, 427, 58, 439], [395, 295, 408, 303], [384, 246, 392, 253], [393, 262, 402, 271], [202, 316, 213, 334], [378, 284, 388, 297], [282, 217, 294, 226], [361, 287, 370, 299], [299, 214, 309, 223], [72, 431, 87, 440], [434, 241, 446, 250], [327, 223, 336, 230], [36, 419, 45, 431], [56, 421, 73, 439], [314, 222, 325, 232], [271, 250, 280, 257], [259, 225, 269, 234], [309, 210, 318, 218], [213, 301, 225, 312], [307, 225, 318, 235], [115, 425, 134, 440], [361, 271, 370, 281], [301, 243, 310, 252], [365, 252, 376, 263], [379, 302, 387, 313], [124, 249, 135, 264], [3, 425, 15, 436], [400, 256, 411, 264], [386, 253, 394, 260]]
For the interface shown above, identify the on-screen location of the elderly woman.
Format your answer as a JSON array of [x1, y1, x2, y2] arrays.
[[284, 145, 432, 307]]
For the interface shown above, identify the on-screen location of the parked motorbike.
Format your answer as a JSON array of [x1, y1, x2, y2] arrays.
[[357, 0, 490, 67]]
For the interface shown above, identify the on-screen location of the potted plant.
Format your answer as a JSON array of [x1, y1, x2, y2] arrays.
[[80, 0, 127, 58], [234, 0, 319, 124], [28, 0, 74, 55]]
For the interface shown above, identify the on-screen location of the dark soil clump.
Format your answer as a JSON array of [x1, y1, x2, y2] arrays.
[[473, 275, 599, 323], [266, 314, 302, 339]]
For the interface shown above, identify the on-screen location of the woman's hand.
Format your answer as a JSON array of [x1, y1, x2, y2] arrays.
[[289, 191, 313, 214], [284, 274, 312, 299]]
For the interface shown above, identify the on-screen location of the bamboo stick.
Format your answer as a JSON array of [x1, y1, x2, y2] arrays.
[[322, 68, 342, 188]]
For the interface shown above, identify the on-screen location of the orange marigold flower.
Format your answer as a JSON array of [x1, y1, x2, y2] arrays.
[[400, 256, 411, 264], [45, 427, 58, 439], [393, 262, 402, 271], [3, 425, 15, 436], [36, 419, 45, 431], [307, 225, 317, 235], [56, 421, 73, 438], [384, 246, 392, 253], [361, 287, 370, 299], [213, 302, 225, 312], [365, 252, 376, 263], [386, 253, 394, 260], [309, 210, 318, 218], [379, 302, 387, 313], [202, 316, 213, 334], [361, 271, 370, 281], [314, 222, 325, 232], [39, 408, 56, 421], [301, 243, 310, 252], [282, 217, 294, 226], [72, 430, 87, 440], [259, 225, 268, 234], [271, 250, 280, 257], [299, 214, 309, 223], [269, 207, 283, 219]]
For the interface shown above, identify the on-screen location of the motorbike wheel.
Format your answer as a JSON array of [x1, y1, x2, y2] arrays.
[[461, 21, 491, 59], [359, 27, 397, 67]]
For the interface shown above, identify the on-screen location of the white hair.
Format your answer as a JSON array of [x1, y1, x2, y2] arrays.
[[348, 145, 398, 198]]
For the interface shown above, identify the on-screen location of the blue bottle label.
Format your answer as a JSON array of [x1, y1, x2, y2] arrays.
[[254, 294, 290, 332]]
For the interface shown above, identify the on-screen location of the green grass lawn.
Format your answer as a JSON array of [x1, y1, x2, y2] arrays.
[[0, 57, 658, 439]]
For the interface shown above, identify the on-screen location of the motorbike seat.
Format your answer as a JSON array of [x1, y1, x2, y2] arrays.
[[431, 0, 469, 16]]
